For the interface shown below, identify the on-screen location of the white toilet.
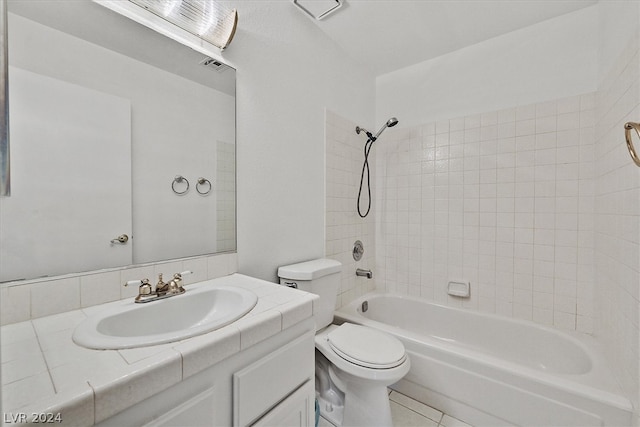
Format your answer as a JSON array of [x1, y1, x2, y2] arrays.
[[278, 259, 410, 427]]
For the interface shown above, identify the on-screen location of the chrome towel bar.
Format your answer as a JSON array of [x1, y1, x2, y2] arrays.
[[624, 122, 640, 167]]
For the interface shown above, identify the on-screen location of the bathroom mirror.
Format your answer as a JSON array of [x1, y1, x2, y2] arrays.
[[0, 1, 236, 282]]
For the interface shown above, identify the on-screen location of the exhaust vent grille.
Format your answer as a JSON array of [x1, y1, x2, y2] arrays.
[[199, 57, 229, 72]]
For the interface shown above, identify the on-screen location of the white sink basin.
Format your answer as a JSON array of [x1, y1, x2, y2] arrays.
[[73, 284, 258, 349]]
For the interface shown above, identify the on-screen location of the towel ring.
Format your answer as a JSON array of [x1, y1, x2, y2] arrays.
[[196, 177, 212, 195], [172, 175, 190, 195], [624, 122, 640, 167]]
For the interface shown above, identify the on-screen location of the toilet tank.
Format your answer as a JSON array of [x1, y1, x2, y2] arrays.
[[277, 259, 342, 330]]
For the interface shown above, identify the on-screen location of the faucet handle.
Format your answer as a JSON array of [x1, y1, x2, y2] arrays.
[[133, 279, 154, 302], [138, 279, 153, 295], [168, 271, 192, 294], [172, 270, 193, 283], [124, 278, 150, 287]]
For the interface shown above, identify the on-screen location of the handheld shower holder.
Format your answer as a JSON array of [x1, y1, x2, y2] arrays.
[[355, 126, 374, 140]]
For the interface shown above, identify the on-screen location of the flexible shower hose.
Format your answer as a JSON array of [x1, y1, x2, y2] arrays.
[[357, 137, 375, 218]]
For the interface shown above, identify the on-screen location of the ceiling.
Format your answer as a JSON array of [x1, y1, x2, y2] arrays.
[[297, 0, 598, 76]]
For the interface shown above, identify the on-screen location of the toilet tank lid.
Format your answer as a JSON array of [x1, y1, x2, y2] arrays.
[[277, 258, 342, 280]]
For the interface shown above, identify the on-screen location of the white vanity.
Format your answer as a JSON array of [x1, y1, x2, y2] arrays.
[[2, 274, 317, 426]]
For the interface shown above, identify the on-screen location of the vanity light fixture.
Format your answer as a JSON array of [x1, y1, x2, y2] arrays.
[[292, 0, 343, 20], [128, 0, 238, 50]]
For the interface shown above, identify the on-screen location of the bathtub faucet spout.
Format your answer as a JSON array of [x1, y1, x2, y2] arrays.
[[356, 268, 373, 279]]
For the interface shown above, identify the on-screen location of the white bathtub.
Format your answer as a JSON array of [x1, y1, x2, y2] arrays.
[[334, 292, 633, 427]]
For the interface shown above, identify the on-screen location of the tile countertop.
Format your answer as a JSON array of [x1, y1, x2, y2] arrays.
[[1, 274, 318, 425]]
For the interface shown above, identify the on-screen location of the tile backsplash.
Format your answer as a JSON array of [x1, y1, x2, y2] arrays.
[[0, 252, 238, 326]]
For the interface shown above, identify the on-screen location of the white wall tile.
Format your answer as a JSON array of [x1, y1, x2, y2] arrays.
[[1, 253, 238, 325], [0, 285, 30, 325], [371, 93, 596, 331], [31, 278, 80, 319], [80, 271, 121, 308]]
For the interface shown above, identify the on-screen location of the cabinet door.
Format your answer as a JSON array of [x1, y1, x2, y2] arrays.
[[252, 380, 314, 427], [233, 332, 314, 426]]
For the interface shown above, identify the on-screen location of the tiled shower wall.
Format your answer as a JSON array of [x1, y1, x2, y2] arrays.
[[325, 110, 376, 308], [594, 28, 640, 409], [374, 94, 596, 333]]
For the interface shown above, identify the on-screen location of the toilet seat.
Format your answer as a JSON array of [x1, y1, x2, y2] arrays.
[[326, 323, 406, 369]]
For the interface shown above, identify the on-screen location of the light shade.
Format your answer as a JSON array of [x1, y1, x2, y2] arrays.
[[292, 0, 343, 20], [129, 0, 238, 50]]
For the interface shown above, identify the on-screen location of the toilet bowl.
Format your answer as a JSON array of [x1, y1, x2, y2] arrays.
[[277, 258, 410, 427], [315, 323, 410, 427]]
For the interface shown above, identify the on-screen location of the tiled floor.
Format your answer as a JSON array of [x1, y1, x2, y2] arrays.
[[318, 390, 473, 427]]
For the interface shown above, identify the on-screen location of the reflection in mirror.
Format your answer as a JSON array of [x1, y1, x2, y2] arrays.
[[0, 1, 236, 282]]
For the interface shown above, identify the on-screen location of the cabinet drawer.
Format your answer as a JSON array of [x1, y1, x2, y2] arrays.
[[252, 380, 314, 427], [233, 332, 314, 427]]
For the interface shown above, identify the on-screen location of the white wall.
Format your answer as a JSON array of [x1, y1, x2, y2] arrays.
[[222, 2, 376, 282], [376, 5, 598, 128], [598, 0, 640, 85]]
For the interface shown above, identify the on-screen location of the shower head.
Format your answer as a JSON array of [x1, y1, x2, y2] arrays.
[[372, 117, 399, 140], [355, 117, 399, 142]]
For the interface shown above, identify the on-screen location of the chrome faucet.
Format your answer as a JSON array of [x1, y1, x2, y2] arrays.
[[125, 271, 192, 303], [356, 268, 373, 279]]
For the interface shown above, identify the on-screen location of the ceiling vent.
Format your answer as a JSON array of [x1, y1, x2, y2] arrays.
[[199, 57, 229, 72], [292, 0, 343, 21]]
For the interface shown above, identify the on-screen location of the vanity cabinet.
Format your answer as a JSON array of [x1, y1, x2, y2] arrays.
[[98, 320, 315, 427]]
